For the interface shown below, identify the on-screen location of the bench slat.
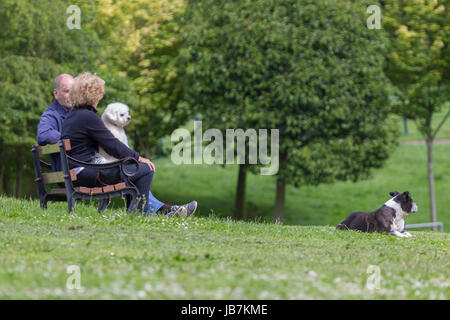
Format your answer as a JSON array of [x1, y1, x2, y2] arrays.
[[63, 139, 71, 151], [42, 169, 77, 184], [102, 185, 115, 193], [91, 187, 103, 195], [76, 186, 91, 194], [114, 182, 126, 191], [37, 143, 60, 155], [49, 188, 67, 195], [75, 183, 126, 195], [36, 139, 71, 155]]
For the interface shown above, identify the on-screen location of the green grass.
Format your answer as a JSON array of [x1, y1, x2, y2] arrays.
[[0, 197, 448, 299], [150, 144, 450, 229], [2, 115, 449, 299]]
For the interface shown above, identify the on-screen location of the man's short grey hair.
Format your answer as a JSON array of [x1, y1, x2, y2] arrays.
[[54, 74, 74, 92]]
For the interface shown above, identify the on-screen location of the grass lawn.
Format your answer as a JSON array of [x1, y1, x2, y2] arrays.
[[1, 113, 449, 299], [0, 197, 448, 299]]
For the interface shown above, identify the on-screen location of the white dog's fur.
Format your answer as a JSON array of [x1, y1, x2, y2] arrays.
[[94, 102, 131, 164]]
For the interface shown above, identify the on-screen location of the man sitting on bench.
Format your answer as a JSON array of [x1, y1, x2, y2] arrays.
[[37, 73, 197, 217]]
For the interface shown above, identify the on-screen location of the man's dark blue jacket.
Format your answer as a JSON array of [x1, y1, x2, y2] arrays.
[[36, 99, 70, 171]]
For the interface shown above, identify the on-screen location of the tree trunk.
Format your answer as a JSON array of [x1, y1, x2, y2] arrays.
[[0, 165, 4, 195], [426, 137, 437, 231], [26, 175, 35, 198], [273, 176, 286, 223], [14, 153, 24, 198], [234, 164, 247, 220], [4, 169, 12, 196]]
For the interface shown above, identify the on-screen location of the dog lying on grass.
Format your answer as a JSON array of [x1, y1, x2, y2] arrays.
[[336, 191, 418, 237]]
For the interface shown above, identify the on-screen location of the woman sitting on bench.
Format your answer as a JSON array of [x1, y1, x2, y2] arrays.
[[61, 72, 196, 216]]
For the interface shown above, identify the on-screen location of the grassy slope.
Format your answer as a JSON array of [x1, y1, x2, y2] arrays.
[[150, 144, 450, 228], [0, 197, 448, 299], [2, 113, 449, 299]]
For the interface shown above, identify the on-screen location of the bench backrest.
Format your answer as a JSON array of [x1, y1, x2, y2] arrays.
[[34, 139, 71, 156], [31, 139, 76, 195]]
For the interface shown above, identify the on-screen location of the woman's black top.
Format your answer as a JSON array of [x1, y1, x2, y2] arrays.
[[61, 105, 139, 165]]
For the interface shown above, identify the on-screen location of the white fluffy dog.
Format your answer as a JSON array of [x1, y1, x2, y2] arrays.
[[94, 102, 131, 164]]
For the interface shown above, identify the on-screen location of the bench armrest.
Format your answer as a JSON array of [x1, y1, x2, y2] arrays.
[[67, 156, 139, 178]]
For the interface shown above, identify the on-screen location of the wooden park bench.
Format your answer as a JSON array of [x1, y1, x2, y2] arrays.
[[31, 139, 139, 213]]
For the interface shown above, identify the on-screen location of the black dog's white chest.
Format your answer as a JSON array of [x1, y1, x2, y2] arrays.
[[336, 191, 417, 238]]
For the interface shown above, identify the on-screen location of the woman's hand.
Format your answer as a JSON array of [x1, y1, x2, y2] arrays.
[[138, 156, 156, 172]]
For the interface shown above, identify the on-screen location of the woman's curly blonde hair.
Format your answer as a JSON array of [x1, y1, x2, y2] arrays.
[[69, 72, 105, 108]]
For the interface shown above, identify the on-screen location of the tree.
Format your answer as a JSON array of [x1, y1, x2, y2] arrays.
[[0, 0, 101, 196], [180, 0, 397, 222], [383, 0, 450, 230], [0, 0, 189, 197], [0, 56, 65, 196], [94, 0, 187, 156]]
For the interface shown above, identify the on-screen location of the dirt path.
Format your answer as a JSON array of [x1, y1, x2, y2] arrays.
[[401, 139, 450, 145]]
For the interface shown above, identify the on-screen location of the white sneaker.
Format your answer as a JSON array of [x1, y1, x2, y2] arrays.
[[166, 205, 187, 217]]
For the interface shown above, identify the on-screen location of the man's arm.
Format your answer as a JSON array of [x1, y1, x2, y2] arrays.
[[37, 112, 61, 145]]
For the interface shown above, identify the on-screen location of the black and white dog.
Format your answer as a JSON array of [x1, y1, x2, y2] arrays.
[[336, 191, 418, 237]]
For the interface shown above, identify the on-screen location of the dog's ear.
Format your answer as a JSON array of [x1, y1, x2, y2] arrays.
[[104, 109, 118, 123], [389, 191, 399, 197], [114, 110, 122, 121], [402, 191, 410, 199]]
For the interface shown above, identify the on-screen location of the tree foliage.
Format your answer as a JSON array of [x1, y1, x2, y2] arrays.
[[94, 0, 187, 154], [0, 0, 186, 196], [0, 0, 101, 195], [383, 0, 449, 135], [383, 0, 450, 227], [180, 0, 398, 221]]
